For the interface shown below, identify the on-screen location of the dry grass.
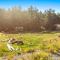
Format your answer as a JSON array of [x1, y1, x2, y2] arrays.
[[0, 32, 60, 60]]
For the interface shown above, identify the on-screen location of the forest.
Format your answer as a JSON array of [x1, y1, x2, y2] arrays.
[[0, 6, 60, 33]]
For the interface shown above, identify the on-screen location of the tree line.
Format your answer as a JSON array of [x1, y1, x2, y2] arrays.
[[0, 6, 60, 33]]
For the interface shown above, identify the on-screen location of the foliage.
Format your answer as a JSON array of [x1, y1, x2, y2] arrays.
[[0, 6, 60, 33]]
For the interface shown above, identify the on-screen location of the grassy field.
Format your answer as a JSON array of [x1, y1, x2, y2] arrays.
[[0, 32, 60, 60]]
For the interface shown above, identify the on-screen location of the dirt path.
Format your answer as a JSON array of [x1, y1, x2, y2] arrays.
[[13, 51, 60, 60], [1, 50, 60, 60]]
